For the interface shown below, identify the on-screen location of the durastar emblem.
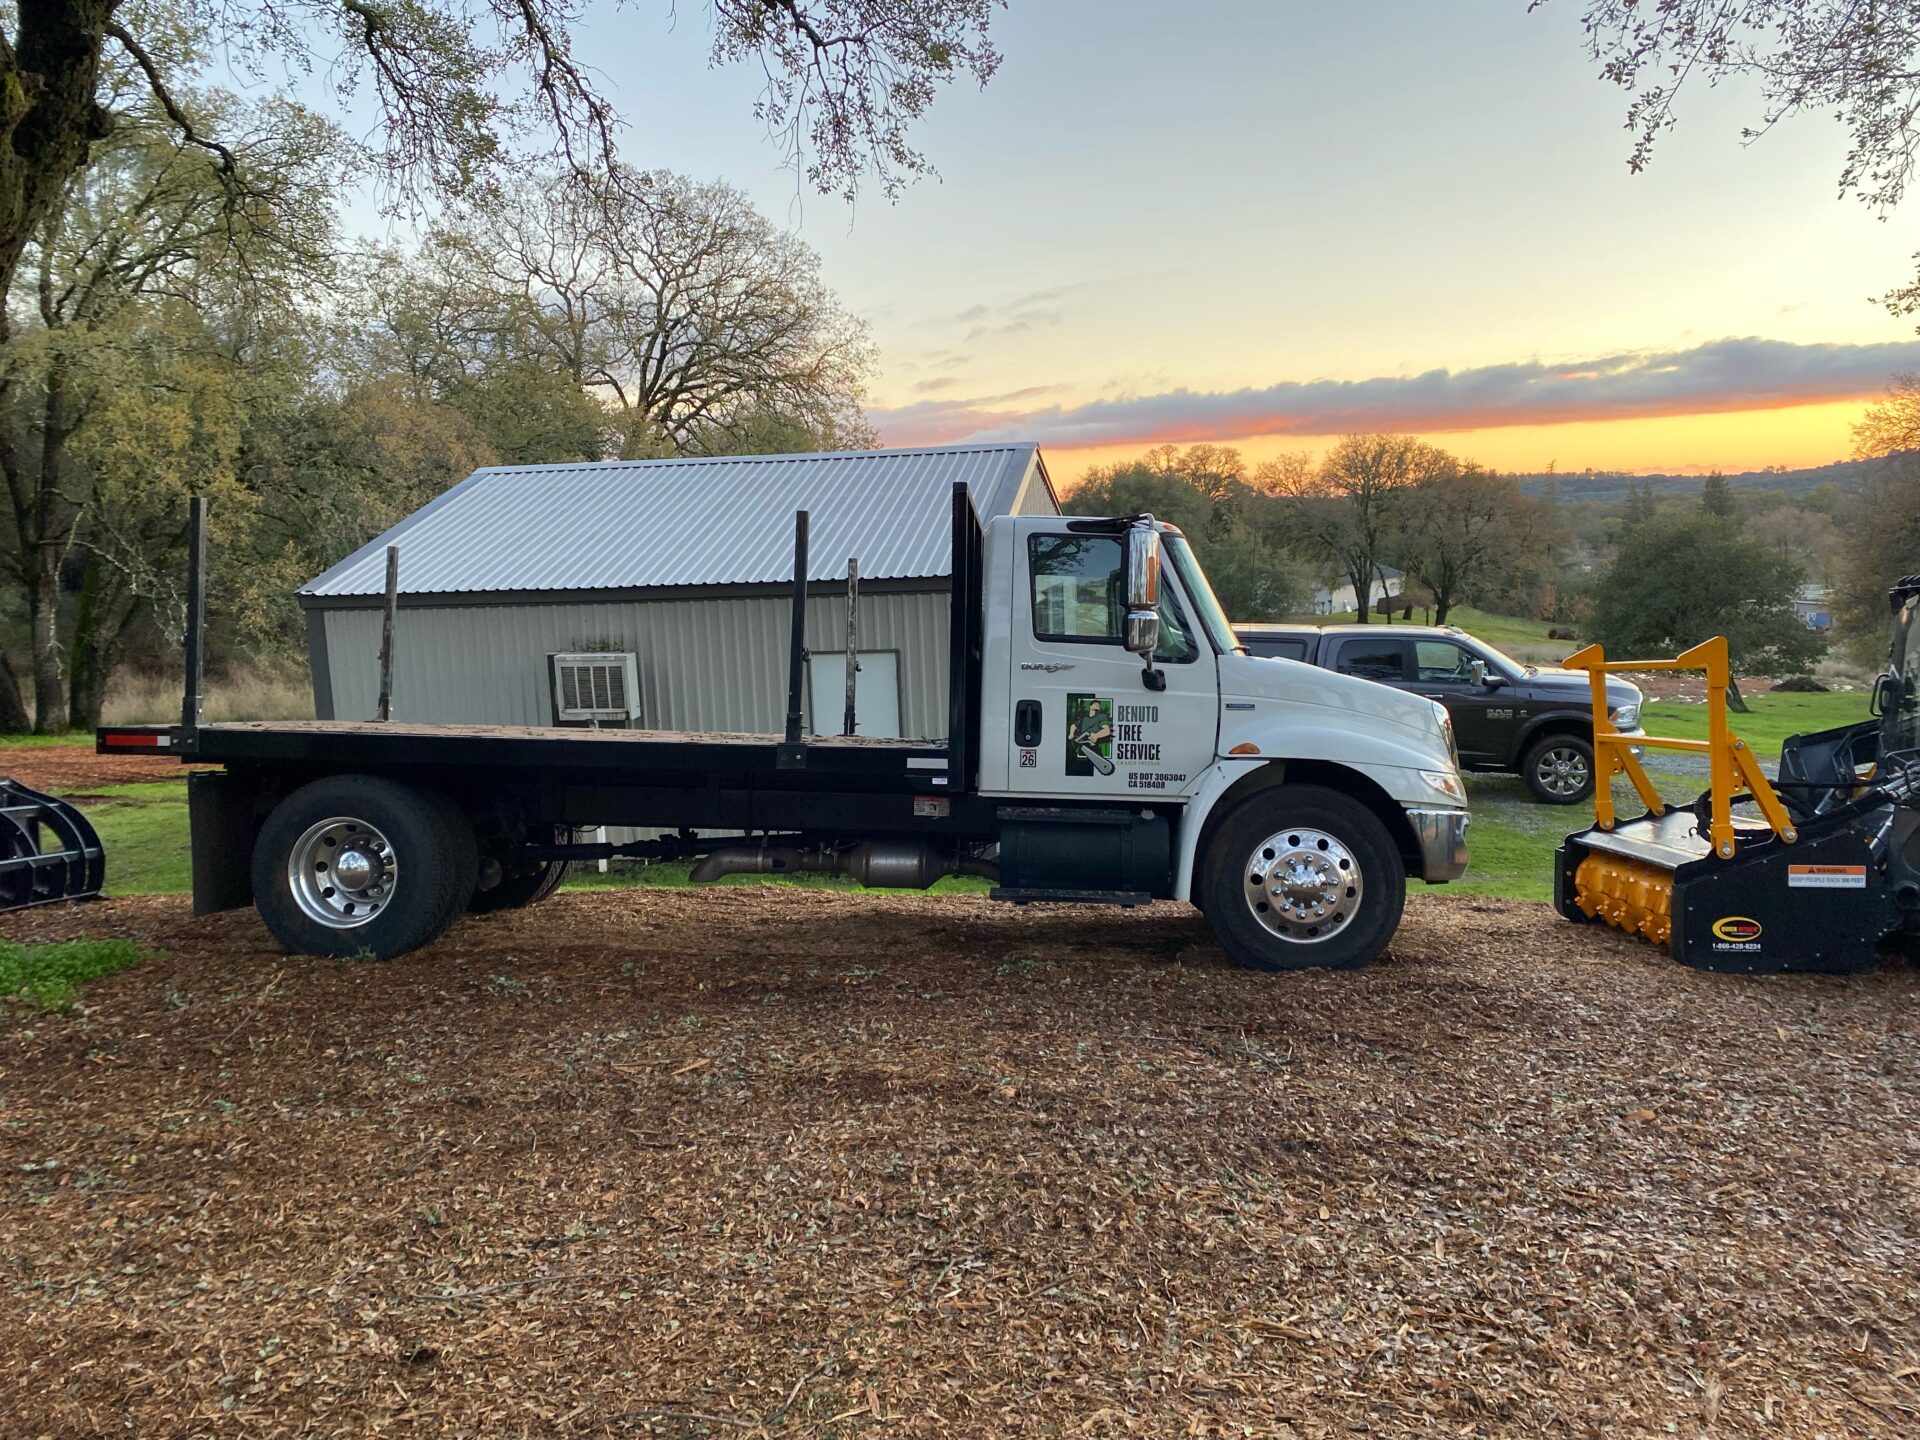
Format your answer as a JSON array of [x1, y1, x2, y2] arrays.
[[1020, 662, 1076, 673]]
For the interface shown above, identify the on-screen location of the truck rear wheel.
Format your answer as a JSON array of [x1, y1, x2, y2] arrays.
[[252, 776, 477, 959], [1199, 785, 1405, 971], [470, 858, 571, 913]]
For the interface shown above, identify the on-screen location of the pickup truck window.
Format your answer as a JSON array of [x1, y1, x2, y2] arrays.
[[1335, 639, 1407, 681], [1028, 534, 1198, 662], [1243, 636, 1311, 661], [1414, 640, 1475, 683]]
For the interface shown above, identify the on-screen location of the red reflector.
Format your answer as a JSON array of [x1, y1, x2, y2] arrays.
[[103, 731, 164, 749]]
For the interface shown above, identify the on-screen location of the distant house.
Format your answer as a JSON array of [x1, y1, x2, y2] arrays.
[[300, 445, 1060, 738], [1793, 584, 1833, 632], [1312, 566, 1404, 616]]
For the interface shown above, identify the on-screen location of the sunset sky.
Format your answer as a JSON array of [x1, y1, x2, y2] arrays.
[[540, 3, 1920, 481]]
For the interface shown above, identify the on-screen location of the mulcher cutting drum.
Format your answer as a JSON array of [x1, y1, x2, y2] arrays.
[[0, 778, 105, 910]]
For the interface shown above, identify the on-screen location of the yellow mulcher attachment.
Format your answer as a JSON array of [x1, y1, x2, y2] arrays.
[[1552, 636, 1888, 972]]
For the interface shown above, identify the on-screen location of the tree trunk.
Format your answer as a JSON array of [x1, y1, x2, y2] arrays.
[[66, 551, 112, 730], [27, 541, 64, 731], [0, 652, 31, 733], [1346, 564, 1371, 622], [0, 2, 117, 312]]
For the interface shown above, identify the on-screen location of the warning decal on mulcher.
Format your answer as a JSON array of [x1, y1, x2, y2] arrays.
[[1788, 864, 1868, 889]]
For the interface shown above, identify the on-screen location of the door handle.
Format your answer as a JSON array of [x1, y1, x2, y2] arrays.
[[1014, 699, 1043, 747]]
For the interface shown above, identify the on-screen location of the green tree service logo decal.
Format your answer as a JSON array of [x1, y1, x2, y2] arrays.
[[1065, 694, 1116, 776]]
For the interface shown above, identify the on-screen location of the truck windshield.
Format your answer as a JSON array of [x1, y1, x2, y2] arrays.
[[1165, 536, 1241, 655]]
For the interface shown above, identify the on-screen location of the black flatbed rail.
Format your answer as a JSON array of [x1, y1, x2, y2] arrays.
[[99, 721, 957, 792]]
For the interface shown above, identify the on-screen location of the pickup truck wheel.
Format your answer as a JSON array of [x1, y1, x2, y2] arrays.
[[252, 776, 477, 959], [1200, 785, 1405, 971], [1522, 733, 1595, 804]]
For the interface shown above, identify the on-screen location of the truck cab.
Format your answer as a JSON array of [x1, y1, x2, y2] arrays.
[[975, 514, 1469, 966]]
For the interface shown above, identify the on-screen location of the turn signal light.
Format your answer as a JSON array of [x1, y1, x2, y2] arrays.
[[1228, 742, 1261, 755]]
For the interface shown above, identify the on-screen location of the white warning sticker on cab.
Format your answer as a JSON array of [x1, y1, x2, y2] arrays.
[[1788, 864, 1868, 889]]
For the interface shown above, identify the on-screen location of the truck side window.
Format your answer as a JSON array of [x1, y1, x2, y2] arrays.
[[1414, 641, 1474, 683], [1030, 535, 1126, 640], [1336, 640, 1407, 681], [1030, 533, 1200, 661]]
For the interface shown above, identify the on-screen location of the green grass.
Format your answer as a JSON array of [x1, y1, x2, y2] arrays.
[[71, 781, 191, 895], [1639, 690, 1869, 758], [0, 731, 100, 748], [0, 938, 143, 1011]]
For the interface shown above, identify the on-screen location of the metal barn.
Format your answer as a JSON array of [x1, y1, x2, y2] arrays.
[[300, 445, 1059, 739]]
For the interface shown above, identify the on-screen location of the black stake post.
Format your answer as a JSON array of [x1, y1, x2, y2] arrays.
[[376, 545, 400, 722], [181, 496, 207, 734], [777, 509, 811, 769], [842, 557, 860, 737]]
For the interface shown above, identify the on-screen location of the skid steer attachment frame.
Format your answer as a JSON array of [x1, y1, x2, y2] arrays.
[[1554, 637, 1894, 974], [0, 778, 106, 911]]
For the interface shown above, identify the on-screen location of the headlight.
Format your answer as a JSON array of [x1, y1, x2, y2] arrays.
[[1430, 701, 1459, 764], [1609, 703, 1640, 730], [1418, 768, 1465, 800]]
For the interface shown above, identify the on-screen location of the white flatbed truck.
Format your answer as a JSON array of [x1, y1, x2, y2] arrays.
[[99, 487, 1469, 970]]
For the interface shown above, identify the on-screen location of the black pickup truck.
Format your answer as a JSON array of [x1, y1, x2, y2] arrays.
[[1232, 623, 1644, 804]]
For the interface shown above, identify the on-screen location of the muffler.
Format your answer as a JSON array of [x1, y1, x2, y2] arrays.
[[689, 842, 997, 888]]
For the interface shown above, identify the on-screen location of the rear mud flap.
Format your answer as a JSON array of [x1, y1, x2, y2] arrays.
[[1559, 809, 1897, 975]]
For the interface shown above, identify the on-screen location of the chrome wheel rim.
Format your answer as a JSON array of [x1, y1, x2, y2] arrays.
[[1244, 827, 1362, 944], [287, 815, 396, 929], [1535, 746, 1591, 798]]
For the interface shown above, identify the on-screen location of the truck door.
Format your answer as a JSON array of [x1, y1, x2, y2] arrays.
[[1409, 638, 1503, 764], [1002, 528, 1219, 798]]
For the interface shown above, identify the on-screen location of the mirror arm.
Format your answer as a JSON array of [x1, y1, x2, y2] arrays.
[[1142, 656, 1166, 692]]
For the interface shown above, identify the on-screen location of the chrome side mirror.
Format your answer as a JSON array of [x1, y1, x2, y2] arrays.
[[1125, 610, 1161, 656], [1125, 524, 1161, 612], [1468, 658, 1488, 687], [1123, 520, 1166, 689]]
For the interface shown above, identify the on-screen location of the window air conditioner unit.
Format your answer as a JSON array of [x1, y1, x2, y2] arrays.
[[550, 652, 639, 725]]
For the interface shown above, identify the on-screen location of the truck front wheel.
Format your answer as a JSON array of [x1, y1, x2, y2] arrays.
[[1199, 785, 1405, 971], [252, 776, 477, 959]]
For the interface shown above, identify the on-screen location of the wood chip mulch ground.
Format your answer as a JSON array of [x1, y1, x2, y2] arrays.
[[3, 889, 1919, 1439]]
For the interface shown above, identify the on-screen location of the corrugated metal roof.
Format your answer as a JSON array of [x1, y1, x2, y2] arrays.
[[303, 444, 1055, 598]]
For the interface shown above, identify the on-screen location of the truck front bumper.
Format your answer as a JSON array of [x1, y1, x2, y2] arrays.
[[1407, 806, 1471, 883]]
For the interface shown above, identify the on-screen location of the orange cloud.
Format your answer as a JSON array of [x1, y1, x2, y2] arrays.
[[871, 337, 1914, 454], [1044, 399, 1873, 488]]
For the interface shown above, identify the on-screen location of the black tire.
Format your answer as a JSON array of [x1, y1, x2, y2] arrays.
[[1521, 732, 1595, 805], [1198, 784, 1406, 971], [470, 859, 571, 913], [252, 775, 477, 959]]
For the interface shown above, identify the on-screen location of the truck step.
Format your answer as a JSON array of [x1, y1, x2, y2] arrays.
[[989, 887, 1152, 908]]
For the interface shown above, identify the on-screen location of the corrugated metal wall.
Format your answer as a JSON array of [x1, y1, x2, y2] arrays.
[[318, 589, 953, 738]]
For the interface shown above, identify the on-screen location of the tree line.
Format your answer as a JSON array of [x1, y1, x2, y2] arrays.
[[0, 43, 895, 732], [1073, 436, 1550, 630]]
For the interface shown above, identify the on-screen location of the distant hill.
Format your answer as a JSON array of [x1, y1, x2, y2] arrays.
[[1513, 456, 1895, 505]]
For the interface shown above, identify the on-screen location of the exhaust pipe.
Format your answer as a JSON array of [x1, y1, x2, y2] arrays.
[[689, 842, 997, 888]]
